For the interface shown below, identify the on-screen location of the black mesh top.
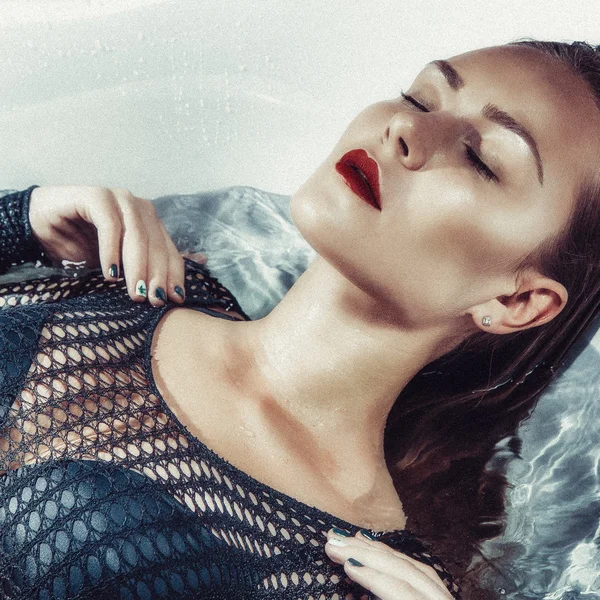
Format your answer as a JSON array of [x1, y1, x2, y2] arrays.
[[0, 187, 462, 600]]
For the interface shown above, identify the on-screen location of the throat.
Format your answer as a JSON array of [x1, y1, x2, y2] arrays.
[[152, 308, 407, 532]]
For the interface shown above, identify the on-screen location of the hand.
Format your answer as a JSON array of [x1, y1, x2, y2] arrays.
[[324, 528, 455, 600], [29, 185, 185, 305]]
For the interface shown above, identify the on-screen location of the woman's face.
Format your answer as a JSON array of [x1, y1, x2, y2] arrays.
[[290, 44, 600, 329]]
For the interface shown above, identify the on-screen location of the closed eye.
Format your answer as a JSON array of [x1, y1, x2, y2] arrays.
[[399, 91, 498, 183]]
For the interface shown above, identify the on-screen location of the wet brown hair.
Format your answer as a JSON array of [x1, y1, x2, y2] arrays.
[[384, 39, 600, 594]]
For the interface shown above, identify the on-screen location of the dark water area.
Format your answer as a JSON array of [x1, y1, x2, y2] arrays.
[[3, 186, 599, 599]]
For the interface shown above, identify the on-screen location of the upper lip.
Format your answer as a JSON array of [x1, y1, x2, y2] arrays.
[[337, 149, 381, 209]]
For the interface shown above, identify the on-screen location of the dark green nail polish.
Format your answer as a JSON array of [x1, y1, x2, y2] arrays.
[[359, 529, 377, 541], [155, 287, 167, 302], [347, 558, 363, 567], [109, 264, 118, 278], [174, 285, 185, 299], [332, 527, 351, 537]]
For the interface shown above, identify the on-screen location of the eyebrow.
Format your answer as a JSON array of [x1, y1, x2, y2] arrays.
[[429, 59, 544, 185]]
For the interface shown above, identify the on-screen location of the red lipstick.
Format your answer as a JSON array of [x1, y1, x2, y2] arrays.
[[335, 149, 381, 210]]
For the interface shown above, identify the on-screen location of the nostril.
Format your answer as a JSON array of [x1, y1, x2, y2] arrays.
[[399, 138, 409, 156]]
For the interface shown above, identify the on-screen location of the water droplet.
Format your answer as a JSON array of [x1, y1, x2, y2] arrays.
[[239, 426, 255, 438]]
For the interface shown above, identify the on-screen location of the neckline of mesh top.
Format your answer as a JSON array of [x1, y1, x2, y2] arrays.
[[141, 299, 417, 538]]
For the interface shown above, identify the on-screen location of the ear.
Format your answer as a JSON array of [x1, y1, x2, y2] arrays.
[[469, 270, 569, 334]]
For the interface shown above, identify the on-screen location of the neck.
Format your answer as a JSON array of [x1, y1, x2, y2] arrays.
[[217, 255, 466, 459]]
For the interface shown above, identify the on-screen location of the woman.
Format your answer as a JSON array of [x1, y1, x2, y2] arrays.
[[1, 38, 600, 599]]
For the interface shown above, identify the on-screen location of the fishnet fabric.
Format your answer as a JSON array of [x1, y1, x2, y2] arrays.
[[0, 186, 51, 273], [0, 189, 461, 599]]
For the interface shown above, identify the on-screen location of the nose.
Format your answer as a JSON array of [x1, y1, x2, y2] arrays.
[[384, 110, 461, 171]]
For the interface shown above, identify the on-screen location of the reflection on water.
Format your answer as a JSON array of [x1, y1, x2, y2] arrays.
[[2, 186, 599, 599], [466, 335, 600, 599]]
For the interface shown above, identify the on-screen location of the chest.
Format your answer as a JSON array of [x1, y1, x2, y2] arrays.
[[150, 308, 407, 531]]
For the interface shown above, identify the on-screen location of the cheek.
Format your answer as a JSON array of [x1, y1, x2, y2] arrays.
[[406, 174, 531, 270], [380, 179, 533, 320]]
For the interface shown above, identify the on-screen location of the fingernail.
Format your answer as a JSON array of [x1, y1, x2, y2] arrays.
[[174, 285, 185, 299], [326, 538, 348, 547], [135, 280, 147, 298], [155, 287, 167, 302], [359, 529, 377, 541], [332, 527, 351, 537], [109, 264, 118, 278], [347, 558, 363, 567]]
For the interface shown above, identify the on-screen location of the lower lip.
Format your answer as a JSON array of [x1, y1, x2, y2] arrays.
[[335, 161, 381, 211]]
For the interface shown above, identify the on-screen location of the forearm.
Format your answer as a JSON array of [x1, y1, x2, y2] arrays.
[[0, 186, 52, 275]]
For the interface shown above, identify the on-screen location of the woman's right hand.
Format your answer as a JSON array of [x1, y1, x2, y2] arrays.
[[29, 185, 186, 306]]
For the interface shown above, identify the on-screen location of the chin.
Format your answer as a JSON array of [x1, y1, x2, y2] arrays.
[[289, 177, 326, 242]]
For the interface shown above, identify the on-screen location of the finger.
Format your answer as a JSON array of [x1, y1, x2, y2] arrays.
[[326, 529, 449, 593], [164, 231, 186, 303], [89, 195, 123, 280], [120, 202, 149, 302], [145, 223, 170, 308], [333, 547, 453, 599], [325, 531, 451, 596], [180, 250, 208, 264], [343, 562, 428, 600], [355, 531, 448, 586]]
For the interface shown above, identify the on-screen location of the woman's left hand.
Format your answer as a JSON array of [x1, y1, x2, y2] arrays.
[[324, 528, 455, 600]]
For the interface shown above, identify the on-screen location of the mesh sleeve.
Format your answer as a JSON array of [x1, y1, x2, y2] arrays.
[[0, 186, 53, 275]]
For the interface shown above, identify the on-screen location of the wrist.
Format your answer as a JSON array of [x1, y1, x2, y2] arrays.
[[24, 185, 54, 266], [27, 185, 44, 240]]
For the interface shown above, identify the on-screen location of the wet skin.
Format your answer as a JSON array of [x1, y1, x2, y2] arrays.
[[153, 45, 600, 530]]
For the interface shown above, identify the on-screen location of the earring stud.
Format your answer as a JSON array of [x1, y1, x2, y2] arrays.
[[482, 316, 492, 327]]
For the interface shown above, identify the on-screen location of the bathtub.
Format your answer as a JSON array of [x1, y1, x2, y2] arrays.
[[1, 2, 599, 598]]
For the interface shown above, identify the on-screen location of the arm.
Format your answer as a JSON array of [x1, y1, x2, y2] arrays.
[[1, 185, 187, 307], [0, 186, 251, 318]]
